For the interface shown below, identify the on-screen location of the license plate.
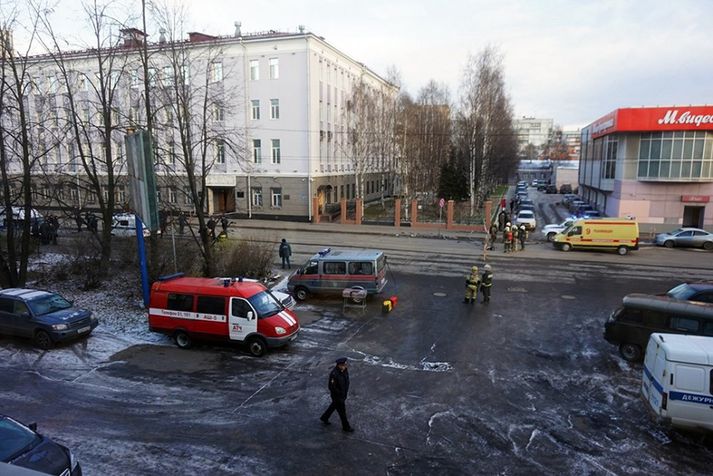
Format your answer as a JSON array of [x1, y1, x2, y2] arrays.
[[77, 326, 91, 334]]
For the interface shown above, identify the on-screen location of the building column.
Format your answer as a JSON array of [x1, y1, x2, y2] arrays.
[[484, 200, 492, 231], [340, 198, 347, 224], [411, 199, 418, 225], [446, 200, 454, 228]]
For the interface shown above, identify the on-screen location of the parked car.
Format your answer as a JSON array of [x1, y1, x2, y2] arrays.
[[0, 207, 43, 232], [0, 414, 81, 475], [0, 288, 98, 349], [545, 185, 558, 194], [666, 282, 713, 304], [542, 219, 576, 242], [519, 198, 534, 207], [655, 227, 713, 251], [518, 204, 536, 213], [111, 213, 152, 237], [582, 210, 603, 219], [559, 184, 573, 194], [572, 205, 596, 217], [515, 210, 536, 230], [568, 200, 587, 212], [536, 183, 548, 191], [562, 194, 579, 205]]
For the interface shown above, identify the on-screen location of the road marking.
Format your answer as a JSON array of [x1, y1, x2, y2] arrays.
[[507, 287, 528, 293], [561, 295, 576, 300], [433, 292, 447, 297]]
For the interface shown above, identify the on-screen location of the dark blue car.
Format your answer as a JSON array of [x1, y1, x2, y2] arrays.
[[0, 288, 98, 349], [0, 415, 81, 475]]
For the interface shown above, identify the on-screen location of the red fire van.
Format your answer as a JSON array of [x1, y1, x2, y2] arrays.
[[148, 275, 300, 356]]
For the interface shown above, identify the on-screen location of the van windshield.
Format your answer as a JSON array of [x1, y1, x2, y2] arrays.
[[248, 291, 283, 319], [376, 255, 386, 273]]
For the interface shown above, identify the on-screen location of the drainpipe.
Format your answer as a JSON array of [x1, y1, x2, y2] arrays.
[[306, 33, 312, 221], [241, 37, 252, 219]]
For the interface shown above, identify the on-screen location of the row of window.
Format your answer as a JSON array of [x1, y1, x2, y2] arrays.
[[251, 139, 281, 164], [250, 187, 283, 208], [28, 55, 281, 99], [638, 131, 713, 180], [250, 99, 280, 120]]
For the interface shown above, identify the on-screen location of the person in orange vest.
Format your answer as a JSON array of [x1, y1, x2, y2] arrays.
[[504, 224, 513, 253]]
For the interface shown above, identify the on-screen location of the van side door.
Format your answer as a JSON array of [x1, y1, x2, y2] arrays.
[[348, 261, 375, 289], [323, 261, 347, 291], [228, 297, 258, 342]]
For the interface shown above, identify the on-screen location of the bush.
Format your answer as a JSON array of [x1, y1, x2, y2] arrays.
[[212, 234, 276, 280]]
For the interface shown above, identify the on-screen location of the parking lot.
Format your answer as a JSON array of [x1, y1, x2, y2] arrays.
[[2, 239, 713, 474]]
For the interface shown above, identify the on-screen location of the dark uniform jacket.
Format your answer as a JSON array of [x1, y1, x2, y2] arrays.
[[279, 242, 292, 258], [328, 366, 350, 403], [481, 271, 493, 287]]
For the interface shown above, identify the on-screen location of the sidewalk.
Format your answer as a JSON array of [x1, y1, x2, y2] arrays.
[[230, 218, 487, 241]]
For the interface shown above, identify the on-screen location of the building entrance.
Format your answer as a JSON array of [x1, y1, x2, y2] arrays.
[[682, 206, 704, 228], [210, 187, 236, 214]]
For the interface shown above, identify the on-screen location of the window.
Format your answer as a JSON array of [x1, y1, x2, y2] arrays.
[[602, 137, 617, 179], [167, 293, 193, 312], [271, 187, 282, 208], [670, 316, 700, 332], [79, 74, 89, 91], [304, 260, 318, 275], [169, 188, 177, 203], [348, 262, 373, 275], [638, 131, 713, 180], [183, 187, 192, 205], [216, 140, 226, 164], [213, 104, 225, 121], [168, 141, 176, 164], [251, 187, 263, 207], [269, 57, 279, 79], [115, 186, 126, 204], [270, 99, 280, 119], [253, 139, 262, 163], [620, 309, 643, 323], [231, 298, 254, 319], [674, 364, 705, 392], [209, 62, 223, 82], [149, 67, 158, 87], [271, 139, 280, 164], [251, 100, 260, 120], [250, 60, 259, 80], [324, 262, 346, 274], [197, 296, 226, 316], [130, 69, 139, 88]]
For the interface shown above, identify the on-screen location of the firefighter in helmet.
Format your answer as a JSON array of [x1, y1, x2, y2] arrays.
[[464, 265, 481, 304]]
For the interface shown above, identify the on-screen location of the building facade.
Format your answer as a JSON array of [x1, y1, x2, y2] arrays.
[[1, 27, 397, 221], [513, 116, 554, 156], [579, 106, 713, 228]]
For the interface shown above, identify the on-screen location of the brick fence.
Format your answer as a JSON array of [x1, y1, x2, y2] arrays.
[[312, 197, 491, 232]]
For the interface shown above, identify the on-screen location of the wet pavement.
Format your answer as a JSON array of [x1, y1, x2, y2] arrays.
[[2, 251, 713, 474]]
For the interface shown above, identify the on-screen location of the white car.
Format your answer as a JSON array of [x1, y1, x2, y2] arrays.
[[542, 219, 575, 242], [111, 213, 152, 237], [515, 210, 536, 231]]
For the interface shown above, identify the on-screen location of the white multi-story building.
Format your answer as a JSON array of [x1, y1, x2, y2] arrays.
[[513, 116, 554, 155], [1, 27, 397, 221]]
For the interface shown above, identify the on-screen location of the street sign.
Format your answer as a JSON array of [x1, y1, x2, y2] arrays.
[[439, 198, 445, 208]]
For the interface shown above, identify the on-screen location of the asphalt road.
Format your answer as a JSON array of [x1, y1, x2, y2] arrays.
[[2, 237, 713, 474]]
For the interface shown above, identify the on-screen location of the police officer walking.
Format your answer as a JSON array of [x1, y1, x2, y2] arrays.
[[207, 216, 217, 240], [279, 238, 292, 269], [464, 266, 480, 304], [481, 264, 493, 303], [320, 357, 354, 432]]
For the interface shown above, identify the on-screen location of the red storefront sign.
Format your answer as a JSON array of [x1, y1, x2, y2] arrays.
[[590, 106, 713, 139], [681, 195, 710, 203]]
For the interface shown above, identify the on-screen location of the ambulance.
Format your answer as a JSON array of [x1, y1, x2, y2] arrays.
[[642, 333, 713, 432], [148, 275, 300, 356], [553, 218, 639, 255]]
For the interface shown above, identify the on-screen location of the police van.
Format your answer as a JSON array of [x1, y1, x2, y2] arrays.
[[287, 248, 387, 301], [642, 333, 713, 432], [148, 275, 300, 356]]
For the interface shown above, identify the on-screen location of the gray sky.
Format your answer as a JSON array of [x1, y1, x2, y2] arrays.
[[20, 0, 713, 128]]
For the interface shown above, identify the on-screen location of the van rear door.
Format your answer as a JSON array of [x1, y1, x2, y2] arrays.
[[669, 363, 713, 427]]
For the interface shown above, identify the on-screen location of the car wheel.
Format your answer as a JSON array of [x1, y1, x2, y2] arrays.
[[546, 232, 556, 242], [174, 331, 192, 349], [617, 246, 628, 256], [619, 343, 642, 362], [34, 330, 53, 350], [247, 336, 267, 357], [294, 286, 309, 301], [561, 242, 571, 252], [703, 241, 713, 251], [664, 240, 674, 248]]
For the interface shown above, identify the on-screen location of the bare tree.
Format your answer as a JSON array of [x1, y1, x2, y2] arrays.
[[37, 0, 136, 274], [456, 46, 517, 214], [0, 5, 43, 287], [148, 0, 245, 276]]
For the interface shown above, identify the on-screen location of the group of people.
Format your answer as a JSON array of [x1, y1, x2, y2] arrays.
[[488, 220, 527, 252], [206, 214, 231, 241], [36, 214, 60, 245], [464, 264, 494, 304], [73, 210, 99, 233]]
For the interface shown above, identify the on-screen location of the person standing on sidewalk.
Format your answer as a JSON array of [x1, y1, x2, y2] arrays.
[[279, 238, 292, 269], [178, 212, 188, 235], [320, 357, 354, 432]]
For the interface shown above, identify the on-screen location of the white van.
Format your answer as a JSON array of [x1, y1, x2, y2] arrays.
[[111, 213, 151, 237], [641, 333, 713, 432]]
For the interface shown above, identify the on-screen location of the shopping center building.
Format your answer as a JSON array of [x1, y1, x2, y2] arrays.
[[579, 106, 713, 229]]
